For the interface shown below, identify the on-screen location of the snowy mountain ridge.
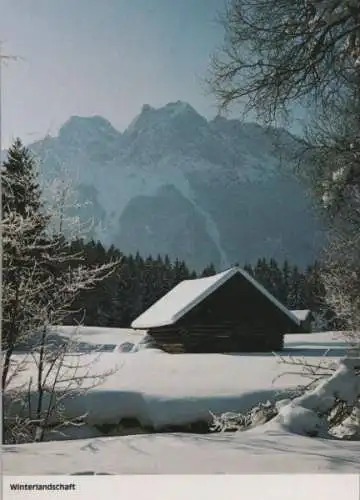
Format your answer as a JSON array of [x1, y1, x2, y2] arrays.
[[28, 101, 324, 270]]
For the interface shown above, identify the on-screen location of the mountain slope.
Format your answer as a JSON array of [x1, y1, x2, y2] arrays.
[[29, 101, 324, 270]]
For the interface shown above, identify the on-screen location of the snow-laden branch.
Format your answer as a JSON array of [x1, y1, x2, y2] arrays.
[[2, 142, 121, 443]]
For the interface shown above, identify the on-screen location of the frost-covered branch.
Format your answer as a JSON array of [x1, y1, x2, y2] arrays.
[[2, 139, 121, 443], [209, 0, 360, 123]]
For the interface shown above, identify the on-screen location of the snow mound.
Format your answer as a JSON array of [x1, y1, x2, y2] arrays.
[[274, 358, 360, 438], [53, 326, 147, 353], [277, 405, 327, 437]]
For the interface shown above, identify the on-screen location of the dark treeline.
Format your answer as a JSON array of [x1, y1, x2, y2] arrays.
[[66, 238, 217, 327], [65, 239, 338, 330], [244, 259, 322, 311], [243, 259, 340, 330]]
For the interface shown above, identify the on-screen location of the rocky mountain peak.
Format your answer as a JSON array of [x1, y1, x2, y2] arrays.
[[58, 115, 120, 145], [27, 102, 324, 271]]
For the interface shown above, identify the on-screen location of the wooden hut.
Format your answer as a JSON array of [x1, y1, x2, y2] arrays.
[[131, 267, 303, 354]]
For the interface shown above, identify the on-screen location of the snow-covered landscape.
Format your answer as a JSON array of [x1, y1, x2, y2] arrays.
[[3, 328, 360, 475], [3, 2, 360, 493]]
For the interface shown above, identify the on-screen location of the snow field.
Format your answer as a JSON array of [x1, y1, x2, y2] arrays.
[[4, 328, 360, 474], [3, 417, 360, 474], [7, 330, 348, 430]]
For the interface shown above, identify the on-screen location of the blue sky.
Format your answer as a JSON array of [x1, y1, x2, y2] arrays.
[[1, 0, 307, 149], [1, 0, 231, 147]]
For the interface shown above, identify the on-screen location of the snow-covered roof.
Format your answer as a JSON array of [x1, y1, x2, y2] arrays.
[[291, 310, 312, 322], [131, 267, 301, 329]]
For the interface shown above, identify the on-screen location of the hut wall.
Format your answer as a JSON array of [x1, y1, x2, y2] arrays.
[[148, 324, 284, 354], [301, 317, 312, 333]]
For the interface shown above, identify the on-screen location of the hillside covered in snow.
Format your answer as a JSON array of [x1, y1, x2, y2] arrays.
[[28, 101, 324, 270]]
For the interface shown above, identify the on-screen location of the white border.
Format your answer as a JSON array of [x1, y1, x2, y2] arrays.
[[3, 474, 359, 499]]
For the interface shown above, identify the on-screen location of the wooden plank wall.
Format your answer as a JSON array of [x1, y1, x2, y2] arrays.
[[148, 324, 284, 354]]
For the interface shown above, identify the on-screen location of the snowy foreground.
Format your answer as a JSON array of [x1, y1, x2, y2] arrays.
[[4, 420, 360, 475], [4, 329, 360, 474]]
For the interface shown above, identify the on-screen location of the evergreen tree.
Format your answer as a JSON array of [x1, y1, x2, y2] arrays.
[[201, 263, 216, 277], [268, 258, 283, 299], [110, 257, 134, 327], [254, 258, 272, 293], [172, 258, 191, 284], [2, 139, 44, 220], [280, 260, 291, 305], [243, 263, 254, 276], [287, 265, 306, 309], [2, 140, 49, 354], [2, 139, 49, 259]]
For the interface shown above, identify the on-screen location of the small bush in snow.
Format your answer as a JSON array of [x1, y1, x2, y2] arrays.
[[211, 359, 360, 440], [210, 400, 278, 432], [330, 406, 360, 440], [275, 358, 360, 439]]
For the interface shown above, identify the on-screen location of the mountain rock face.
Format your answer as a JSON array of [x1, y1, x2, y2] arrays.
[[29, 101, 324, 271]]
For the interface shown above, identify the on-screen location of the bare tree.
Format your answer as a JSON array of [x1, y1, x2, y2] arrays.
[[300, 90, 360, 348], [207, 2, 360, 436], [38, 160, 95, 240], [209, 0, 360, 124], [209, 0, 360, 340], [1, 142, 121, 443]]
